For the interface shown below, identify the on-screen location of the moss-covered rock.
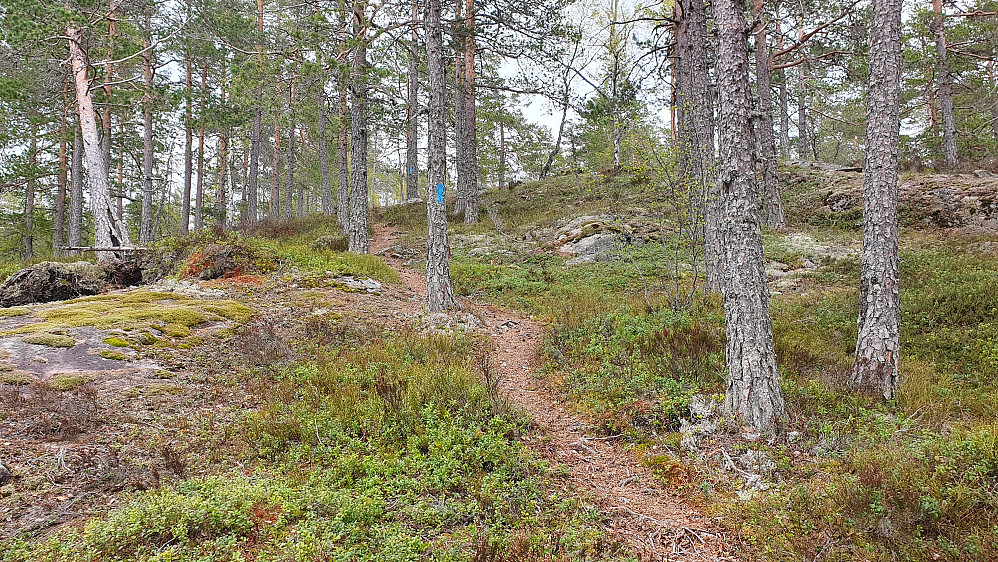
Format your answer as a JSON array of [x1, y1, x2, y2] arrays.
[[49, 373, 94, 391], [0, 370, 35, 385], [99, 350, 131, 361], [21, 332, 76, 348]]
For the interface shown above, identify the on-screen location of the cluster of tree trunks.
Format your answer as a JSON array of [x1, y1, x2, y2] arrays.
[[674, 0, 905, 431]]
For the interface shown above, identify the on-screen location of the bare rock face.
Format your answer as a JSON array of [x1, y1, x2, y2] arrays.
[[0, 262, 108, 308]]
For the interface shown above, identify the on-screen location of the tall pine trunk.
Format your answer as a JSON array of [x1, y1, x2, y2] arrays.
[[348, 0, 370, 253], [318, 80, 334, 214], [195, 61, 207, 231], [850, 0, 903, 401], [140, 16, 155, 243], [795, 24, 808, 160], [101, 1, 117, 172], [715, 0, 785, 434], [405, 0, 419, 201], [68, 26, 130, 259], [296, 126, 306, 218], [932, 0, 957, 167], [424, 0, 457, 312], [753, 0, 785, 228], [69, 128, 83, 249], [453, 0, 467, 216], [218, 132, 229, 228], [247, 0, 265, 223], [336, 76, 350, 227], [55, 107, 68, 254], [462, 0, 479, 224], [24, 123, 37, 259], [182, 56, 193, 235], [283, 82, 297, 219]]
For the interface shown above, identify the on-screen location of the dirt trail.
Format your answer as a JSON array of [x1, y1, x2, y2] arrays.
[[371, 224, 735, 561]]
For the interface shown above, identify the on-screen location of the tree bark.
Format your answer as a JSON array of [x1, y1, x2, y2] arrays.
[[296, 125, 306, 218], [795, 25, 808, 160], [101, 1, 117, 172], [774, 25, 792, 156], [932, 0, 958, 167], [247, 0, 264, 223], [462, 0, 480, 223], [425, 0, 457, 312], [195, 61, 207, 230], [181, 56, 193, 235], [69, 128, 83, 249], [24, 123, 37, 259], [283, 118, 296, 220], [218, 132, 229, 228], [140, 16, 155, 243], [850, 0, 903, 401], [453, 0, 468, 216], [674, 0, 720, 290], [55, 108, 68, 254], [337, 71, 350, 227], [318, 79, 334, 214], [68, 26, 130, 260], [715, 0, 785, 434], [405, 0, 419, 201], [498, 119, 506, 190], [272, 94, 282, 218], [754, 0, 786, 228], [348, 0, 370, 253]]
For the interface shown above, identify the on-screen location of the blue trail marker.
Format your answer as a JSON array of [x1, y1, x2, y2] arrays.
[[436, 183, 444, 203]]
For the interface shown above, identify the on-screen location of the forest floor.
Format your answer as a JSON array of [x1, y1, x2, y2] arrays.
[[2, 164, 998, 562], [371, 223, 733, 560]]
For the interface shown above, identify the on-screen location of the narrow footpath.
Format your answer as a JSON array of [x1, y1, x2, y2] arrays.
[[371, 224, 736, 561]]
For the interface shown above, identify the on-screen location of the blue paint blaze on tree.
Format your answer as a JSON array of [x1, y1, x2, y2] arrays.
[[437, 183, 444, 203]]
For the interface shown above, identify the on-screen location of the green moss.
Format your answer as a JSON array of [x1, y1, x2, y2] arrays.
[[99, 350, 130, 361], [49, 373, 94, 391], [103, 337, 130, 347], [3, 289, 253, 338], [126, 382, 183, 397], [0, 306, 30, 317], [0, 362, 14, 371], [21, 332, 76, 348], [0, 370, 35, 385], [162, 323, 191, 338]]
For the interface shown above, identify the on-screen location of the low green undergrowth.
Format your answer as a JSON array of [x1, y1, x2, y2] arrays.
[[2, 332, 628, 562]]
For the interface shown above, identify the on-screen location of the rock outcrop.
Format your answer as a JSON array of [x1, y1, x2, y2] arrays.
[[0, 262, 109, 308]]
